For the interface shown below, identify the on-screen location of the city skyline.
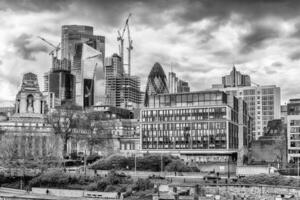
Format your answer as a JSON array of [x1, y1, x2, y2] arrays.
[[1, 0, 300, 104]]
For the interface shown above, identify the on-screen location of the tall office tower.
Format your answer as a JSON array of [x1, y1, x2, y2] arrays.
[[140, 90, 251, 164], [104, 54, 124, 78], [144, 62, 169, 106], [168, 72, 190, 93], [213, 66, 251, 88], [211, 67, 281, 139], [61, 25, 105, 71], [286, 99, 300, 162], [48, 70, 75, 105], [73, 43, 105, 108]]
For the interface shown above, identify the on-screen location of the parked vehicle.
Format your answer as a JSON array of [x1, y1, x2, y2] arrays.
[[148, 174, 165, 179]]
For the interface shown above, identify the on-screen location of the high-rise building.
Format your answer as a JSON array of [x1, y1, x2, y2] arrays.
[[168, 72, 190, 93], [140, 90, 251, 164], [213, 66, 251, 88], [61, 25, 105, 71], [104, 54, 141, 109], [286, 99, 300, 162], [105, 75, 141, 108], [104, 54, 124, 78], [211, 68, 281, 139], [47, 70, 75, 106], [73, 43, 105, 108], [144, 62, 169, 106]]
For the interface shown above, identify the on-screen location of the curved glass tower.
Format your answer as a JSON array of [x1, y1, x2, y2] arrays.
[[144, 62, 168, 106]]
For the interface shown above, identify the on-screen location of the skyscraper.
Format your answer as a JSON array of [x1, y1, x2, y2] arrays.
[[168, 72, 190, 93], [61, 25, 105, 71], [213, 66, 251, 88], [73, 43, 105, 108], [144, 62, 169, 106], [211, 67, 281, 139]]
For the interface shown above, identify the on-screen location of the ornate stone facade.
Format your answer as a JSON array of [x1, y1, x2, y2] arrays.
[[0, 73, 62, 160]]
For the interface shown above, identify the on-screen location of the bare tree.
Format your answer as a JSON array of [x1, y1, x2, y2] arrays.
[[47, 103, 81, 157], [77, 111, 114, 156], [0, 135, 18, 166]]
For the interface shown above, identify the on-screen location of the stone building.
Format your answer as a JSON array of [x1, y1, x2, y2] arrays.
[[0, 73, 62, 160]]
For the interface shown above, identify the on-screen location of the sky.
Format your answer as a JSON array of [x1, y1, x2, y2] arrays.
[[0, 0, 300, 105]]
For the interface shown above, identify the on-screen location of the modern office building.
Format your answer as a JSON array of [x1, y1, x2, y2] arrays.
[[211, 67, 281, 139], [286, 99, 300, 162], [144, 62, 169, 107], [168, 72, 190, 93], [73, 43, 105, 108], [46, 70, 75, 106], [212, 66, 251, 88], [61, 25, 105, 71], [104, 54, 124, 78], [140, 90, 251, 163]]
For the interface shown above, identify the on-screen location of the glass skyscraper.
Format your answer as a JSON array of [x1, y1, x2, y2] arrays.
[[144, 62, 169, 107]]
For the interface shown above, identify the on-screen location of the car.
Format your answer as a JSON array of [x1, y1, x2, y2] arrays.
[[148, 174, 165, 179]]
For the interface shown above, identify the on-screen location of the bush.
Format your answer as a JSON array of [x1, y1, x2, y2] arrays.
[[236, 174, 300, 187], [90, 154, 176, 172], [165, 160, 198, 172], [132, 178, 154, 191]]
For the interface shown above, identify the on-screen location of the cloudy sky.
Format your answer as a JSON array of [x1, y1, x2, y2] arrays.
[[1, 0, 300, 104]]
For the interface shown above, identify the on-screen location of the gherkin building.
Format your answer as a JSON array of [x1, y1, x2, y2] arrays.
[[144, 62, 169, 106]]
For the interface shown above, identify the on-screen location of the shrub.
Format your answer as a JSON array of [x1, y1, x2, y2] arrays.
[[132, 178, 154, 191], [165, 160, 195, 172]]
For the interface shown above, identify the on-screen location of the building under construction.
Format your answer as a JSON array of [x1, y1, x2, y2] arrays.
[[105, 72, 142, 109]]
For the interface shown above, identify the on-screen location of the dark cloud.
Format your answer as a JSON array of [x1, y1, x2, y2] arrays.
[[289, 51, 300, 61], [239, 25, 280, 53], [4, 0, 300, 29], [12, 34, 49, 60], [176, 0, 300, 24], [0, 0, 70, 12], [271, 61, 283, 68], [264, 66, 277, 75]]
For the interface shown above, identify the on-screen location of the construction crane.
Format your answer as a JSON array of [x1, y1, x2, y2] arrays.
[[117, 13, 132, 75], [127, 23, 133, 76], [37, 36, 60, 58]]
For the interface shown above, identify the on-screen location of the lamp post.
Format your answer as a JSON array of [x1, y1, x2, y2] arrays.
[[134, 150, 137, 175]]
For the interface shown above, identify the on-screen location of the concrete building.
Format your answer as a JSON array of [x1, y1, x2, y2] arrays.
[[168, 72, 190, 93], [286, 99, 300, 162], [0, 73, 61, 160], [140, 90, 251, 164], [104, 54, 141, 109], [212, 67, 281, 139], [212, 66, 251, 88]]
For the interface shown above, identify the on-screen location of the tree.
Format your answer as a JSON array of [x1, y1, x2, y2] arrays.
[[47, 103, 81, 157], [0, 135, 19, 166], [75, 111, 114, 156]]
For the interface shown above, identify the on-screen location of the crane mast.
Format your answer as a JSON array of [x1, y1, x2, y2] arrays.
[[117, 13, 132, 75]]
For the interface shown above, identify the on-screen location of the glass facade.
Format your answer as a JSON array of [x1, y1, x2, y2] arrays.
[[141, 91, 243, 153]]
